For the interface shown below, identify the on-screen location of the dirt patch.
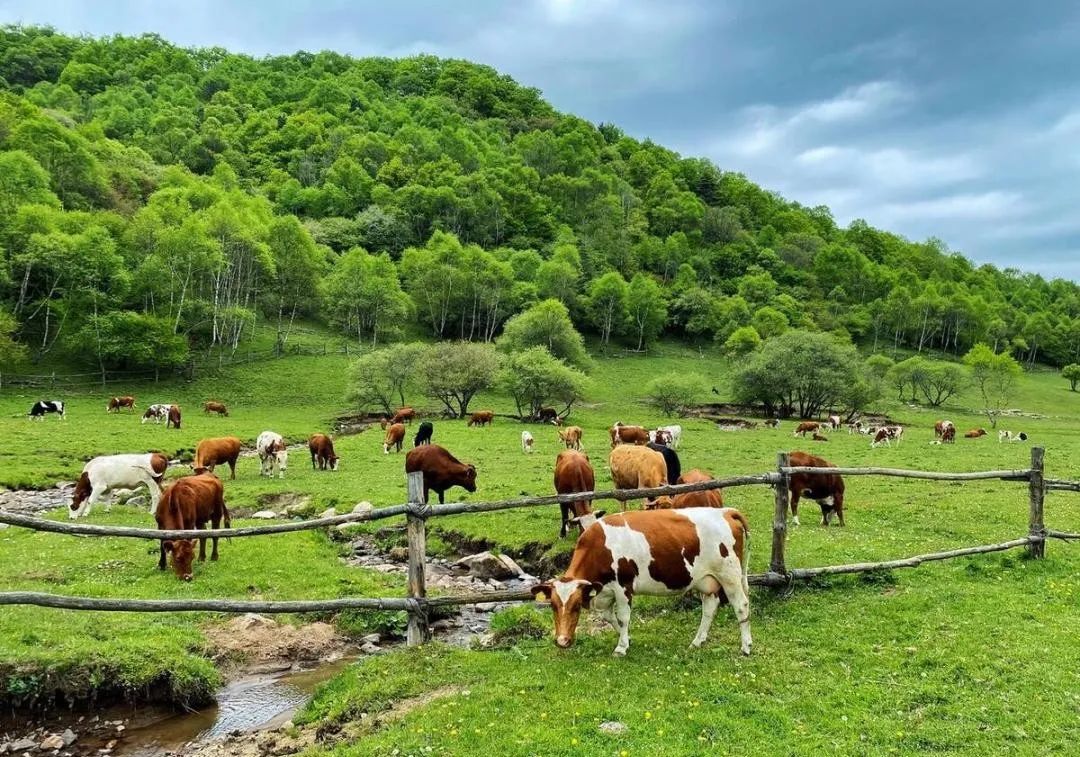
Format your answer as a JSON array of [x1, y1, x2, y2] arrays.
[[203, 615, 348, 668]]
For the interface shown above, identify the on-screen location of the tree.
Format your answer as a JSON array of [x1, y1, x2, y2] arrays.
[[345, 343, 425, 414], [644, 373, 707, 415], [585, 271, 628, 347], [1063, 363, 1080, 391], [915, 361, 967, 407], [723, 326, 761, 356], [497, 299, 589, 368], [0, 310, 28, 369], [324, 248, 412, 344], [625, 273, 667, 351], [886, 357, 925, 402], [498, 346, 589, 420], [963, 343, 1022, 426], [418, 342, 500, 417], [751, 306, 788, 339], [67, 312, 188, 379], [865, 354, 895, 380]]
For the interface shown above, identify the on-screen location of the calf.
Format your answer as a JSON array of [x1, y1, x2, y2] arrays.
[[29, 400, 65, 420], [522, 430, 535, 453], [107, 396, 136, 413], [391, 407, 416, 425], [609, 445, 670, 509], [142, 404, 170, 424], [793, 421, 819, 437], [256, 431, 288, 477], [787, 450, 845, 526], [558, 425, 583, 450], [646, 441, 681, 486], [999, 430, 1029, 443], [309, 433, 339, 470], [203, 401, 229, 417], [533, 508, 752, 656], [413, 421, 434, 447], [965, 428, 988, 438], [811, 432, 829, 442], [467, 410, 494, 427], [383, 423, 406, 454], [404, 444, 477, 504], [155, 472, 230, 581], [554, 449, 597, 537], [667, 469, 723, 509], [166, 404, 182, 429], [609, 422, 650, 448], [70, 453, 169, 519], [871, 425, 903, 448], [194, 436, 242, 479]]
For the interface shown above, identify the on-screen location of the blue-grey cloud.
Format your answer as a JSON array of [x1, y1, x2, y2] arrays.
[[2, 0, 1078, 280]]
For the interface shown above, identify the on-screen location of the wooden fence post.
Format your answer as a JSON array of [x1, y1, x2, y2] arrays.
[[771, 451, 789, 576], [1028, 446, 1046, 559], [405, 470, 430, 645]]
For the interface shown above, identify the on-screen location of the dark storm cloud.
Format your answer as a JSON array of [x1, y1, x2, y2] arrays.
[[2, 0, 1078, 279]]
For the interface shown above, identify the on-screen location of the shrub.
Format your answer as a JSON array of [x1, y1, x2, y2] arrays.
[[644, 373, 707, 415]]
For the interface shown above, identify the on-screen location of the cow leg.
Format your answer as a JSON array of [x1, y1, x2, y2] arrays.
[[158, 542, 167, 571], [719, 572, 753, 656], [691, 591, 721, 649], [210, 516, 221, 561], [146, 479, 162, 513], [229, 460, 236, 480], [559, 502, 570, 538], [789, 490, 801, 526], [835, 501, 845, 527], [611, 592, 633, 657]]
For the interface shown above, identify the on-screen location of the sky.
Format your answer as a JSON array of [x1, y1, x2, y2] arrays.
[[3, 0, 1079, 281]]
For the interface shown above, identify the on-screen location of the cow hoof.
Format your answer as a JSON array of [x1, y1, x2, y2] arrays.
[[689, 639, 704, 649], [612, 648, 627, 658], [741, 644, 752, 656]]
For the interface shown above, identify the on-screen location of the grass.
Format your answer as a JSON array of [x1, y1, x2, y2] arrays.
[[1, 339, 1079, 752]]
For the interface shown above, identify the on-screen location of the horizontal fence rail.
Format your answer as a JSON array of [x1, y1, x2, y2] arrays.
[[781, 465, 1032, 481]]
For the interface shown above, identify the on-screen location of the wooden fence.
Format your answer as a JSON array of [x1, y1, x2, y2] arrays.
[[0, 447, 1077, 647]]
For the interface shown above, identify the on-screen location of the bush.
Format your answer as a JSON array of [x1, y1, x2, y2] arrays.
[[487, 604, 549, 647], [498, 346, 589, 420], [723, 325, 761, 356], [644, 373, 707, 415], [1063, 363, 1080, 391], [497, 299, 589, 369]]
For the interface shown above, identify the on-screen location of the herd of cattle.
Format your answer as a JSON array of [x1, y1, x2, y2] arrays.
[[29, 396, 1033, 656]]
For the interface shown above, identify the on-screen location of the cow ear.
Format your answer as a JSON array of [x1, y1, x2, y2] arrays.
[[531, 583, 553, 602], [593, 510, 606, 520], [581, 582, 603, 607]]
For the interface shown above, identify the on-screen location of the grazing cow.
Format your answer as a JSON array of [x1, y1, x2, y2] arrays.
[[69, 453, 169, 519], [965, 428, 988, 438], [827, 415, 841, 430], [934, 420, 955, 438], [142, 404, 170, 424], [649, 425, 683, 449], [404, 445, 477, 504], [467, 410, 495, 427], [522, 430, 535, 453], [532, 508, 752, 656], [155, 472, 230, 581], [940, 425, 956, 444], [787, 450, 846, 526], [554, 450, 597, 537], [202, 401, 229, 417], [558, 425, 583, 450], [537, 406, 560, 425], [391, 407, 416, 425], [383, 423, 407, 454], [999, 430, 1029, 443], [871, 425, 904, 448], [414, 421, 434, 447], [764, 418, 780, 429], [107, 396, 136, 413], [609, 445, 670, 509], [609, 422, 650, 448], [308, 433, 339, 470], [646, 441, 681, 486], [256, 431, 288, 477], [665, 469, 724, 510], [166, 405, 182, 429], [793, 421, 819, 437], [811, 432, 829, 442], [847, 420, 863, 435], [28, 400, 65, 420], [194, 436, 242, 479]]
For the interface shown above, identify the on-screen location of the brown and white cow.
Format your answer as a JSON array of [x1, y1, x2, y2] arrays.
[[142, 404, 170, 424], [787, 450, 845, 526], [521, 430, 535, 453], [609, 422, 650, 448], [793, 421, 820, 437], [404, 444, 477, 504], [203, 401, 229, 417], [256, 431, 288, 477], [107, 396, 136, 413], [532, 508, 752, 656], [934, 419, 954, 438], [166, 405, 182, 429], [609, 444, 670, 510], [467, 410, 494, 427], [70, 453, 169, 519], [827, 414, 841, 430], [383, 423, 407, 454], [558, 425, 583, 450], [940, 425, 956, 444], [194, 436, 242, 479], [309, 433, 339, 470], [391, 407, 416, 425], [663, 468, 723, 510], [871, 425, 903, 448], [965, 428, 988, 438], [811, 432, 829, 442], [764, 418, 780, 429], [554, 450, 598, 537], [155, 472, 230, 581]]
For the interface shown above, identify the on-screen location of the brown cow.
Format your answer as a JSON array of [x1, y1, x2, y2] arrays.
[[193, 436, 242, 479], [203, 401, 229, 417], [941, 425, 956, 444], [404, 445, 477, 504], [537, 406, 561, 425], [309, 433, 339, 470], [467, 410, 495, 427], [787, 450, 845, 527], [609, 444, 670, 509], [391, 407, 416, 424], [660, 468, 723, 510], [793, 421, 819, 437], [383, 423, 407, 454], [554, 450, 598, 537], [155, 472, 230, 581], [965, 428, 987, 438], [166, 405, 182, 429], [811, 432, 829, 442], [609, 422, 650, 448], [107, 396, 136, 413], [934, 419, 953, 438], [558, 425, 583, 450]]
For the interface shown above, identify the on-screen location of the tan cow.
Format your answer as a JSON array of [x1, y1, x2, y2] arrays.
[[391, 407, 416, 425], [558, 425, 583, 450], [193, 436, 242, 479], [609, 422, 650, 448], [554, 450, 598, 537], [467, 410, 495, 427], [793, 421, 819, 437], [203, 401, 229, 417], [155, 472, 230, 581], [609, 444, 670, 510], [383, 423, 407, 454]]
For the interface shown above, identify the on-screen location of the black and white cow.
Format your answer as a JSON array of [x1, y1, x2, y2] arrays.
[[29, 400, 65, 420]]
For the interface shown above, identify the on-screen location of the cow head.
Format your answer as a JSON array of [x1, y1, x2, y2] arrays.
[[275, 448, 289, 475], [70, 473, 92, 516], [643, 496, 674, 510], [532, 579, 602, 648], [329, 453, 340, 471], [462, 464, 477, 492], [164, 539, 196, 581]]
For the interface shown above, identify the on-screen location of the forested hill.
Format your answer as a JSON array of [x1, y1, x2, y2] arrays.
[[1, 25, 1078, 373]]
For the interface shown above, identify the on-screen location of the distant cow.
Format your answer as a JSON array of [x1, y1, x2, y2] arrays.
[[309, 433, 339, 470], [666, 468, 724, 510], [107, 396, 136, 413], [609, 444, 670, 509], [29, 400, 65, 420], [142, 404, 170, 424], [871, 425, 903, 448], [256, 431, 288, 477], [166, 405, 182, 429], [934, 420, 954, 438], [203, 401, 229, 417], [532, 508, 752, 656], [536, 407, 560, 425], [646, 441, 681, 485], [414, 421, 434, 447], [391, 407, 416, 425], [827, 415, 841, 430], [558, 425, 583, 450], [847, 420, 863, 434], [811, 432, 829, 442], [194, 436, 242, 479], [404, 445, 477, 504], [793, 421, 819, 437], [155, 472, 230, 581], [787, 450, 845, 526], [70, 453, 169, 519], [554, 450, 597, 537], [383, 423, 406, 454], [650, 424, 683, 449], [467, 410, 494, 427], [609, 422, 650, 448], [764, 418, 780, 429], [522, 430, 535, 453], [965, 428, 988, 438], [940, 425, 956, 444], [999, 430, 1028, 443]]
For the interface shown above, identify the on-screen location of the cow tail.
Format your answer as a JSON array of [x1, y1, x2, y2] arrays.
[[730, 509, 751, 581]]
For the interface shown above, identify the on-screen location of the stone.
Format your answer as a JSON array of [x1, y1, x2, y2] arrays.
[[387, 547, 409, 562], [359, 633, 381, 644], [9, 737, 36, 751], [283, 503, 311, 515], [41, 734, 65, 749], [360, 642, 380, 654], [61, 729, 76, 747], [125, 495, 148, 508], [250, 510, 277, 519], [352, 501, 373, 514], [0, 523, 9, 530], [454, 551, 515, 580], [599, 721, 628, 735], [496, 553, 525, 576], [474, 602, 497, 612], [320, 507, 337, 519]]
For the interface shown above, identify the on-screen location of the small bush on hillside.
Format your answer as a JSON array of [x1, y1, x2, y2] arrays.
[[645, 373, 708, 415], [487, 605, 549, 647], [723, 325, 761, 356], [1063, 363, 1080, 391]]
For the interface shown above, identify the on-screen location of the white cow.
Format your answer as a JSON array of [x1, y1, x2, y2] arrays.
[[521, 430, 535, 453], [142, 404, 170, 424], [256, 431, 288, 477], [650, 424, 683, 449], [998, 430, 1028, 443], [69, 453, 170, 519]]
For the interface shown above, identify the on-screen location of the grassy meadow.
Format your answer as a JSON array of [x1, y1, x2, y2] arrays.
[[0, 342, 1078, 753]]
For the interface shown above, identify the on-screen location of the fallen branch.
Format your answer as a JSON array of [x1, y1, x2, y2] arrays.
[[0, 592, 416, 613], [785, 537, 1035, 579], [1046, 529, 1080, 541]]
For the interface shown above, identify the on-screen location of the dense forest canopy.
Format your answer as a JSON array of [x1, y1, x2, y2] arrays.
[[2, 25, 1079, 373]]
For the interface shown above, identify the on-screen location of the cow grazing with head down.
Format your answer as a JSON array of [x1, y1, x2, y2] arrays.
[[554, 450, 599, 537], [521, 430, 535, 453], [194, 436, 242, 479], [256, 431, 288, 477], [663, 468, 723, 510], [166, 405, 182, 429], [532, 508, 752, 656], [405, 445, 477, 504], [391, 407, 416, 425], [107, 396, 136, 413], [871, 425, 903, 448], [413, 421, 434, 447], [558, 425, 583, 450], [467, 410, 494, 427], [70, 453, 169, 519], [934, 420, 955, 438], [609, 422, 650, 448], [29, 400, 65, 420], [142, 404, 169, 424], [609, 444, 670, 510], [764, 418, 780, 429], [847, 420, 863, 434], [646, 441, 681, 485], [794, 421, 819, 437], [787, 450, 845, 526], [155, 472, 230, 581], [965, 428, 987, 438], [309, 433, 339, 470], [383, 423, 406, 454], [203, 401, 229, 417], [536, 406, 560, 425]]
